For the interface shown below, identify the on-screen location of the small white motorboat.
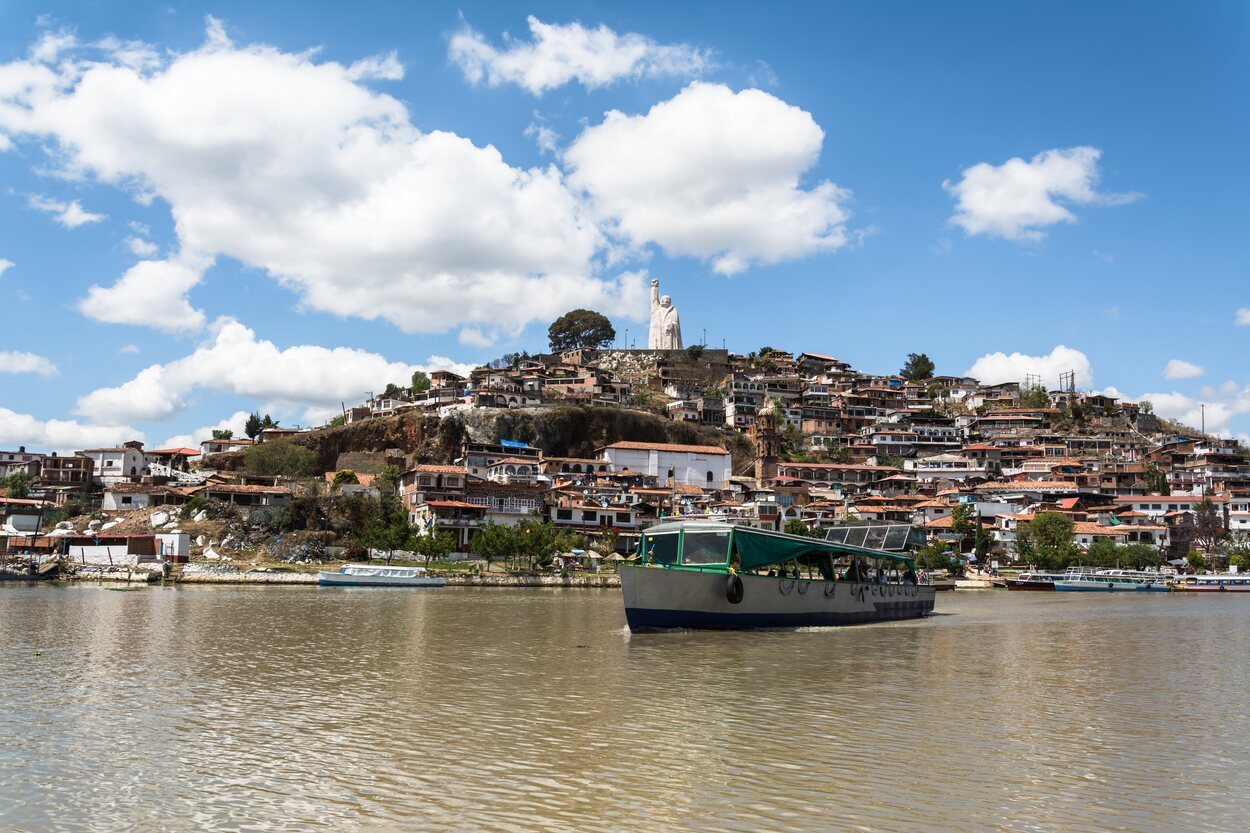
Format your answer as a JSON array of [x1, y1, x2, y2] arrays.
[[318, 564, 447, 587]]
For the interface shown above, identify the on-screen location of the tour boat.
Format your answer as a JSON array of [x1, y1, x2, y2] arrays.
[[1170, 574, 1250, 592], [1052, 568, 1171, 592], [619, 520, 936, 631], [1005, 571, 1066, 591], [318, 564, 447, 587]]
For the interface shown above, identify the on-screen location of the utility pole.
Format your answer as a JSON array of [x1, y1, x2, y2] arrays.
[[1201, 403, 1206, 435]]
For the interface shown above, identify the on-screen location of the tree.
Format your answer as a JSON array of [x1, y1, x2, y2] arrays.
[[1118, 543, 1163, 570], [411, 371, 431, 393], [1187, 551, 1210, 572], [1194, 498, 1226, 551], [244, 441, 317, 477], [332, 469, 359, 487], [211, 429, 234, 440], [973, 526, 994, 562], [517, 520, 562, 572], [414, 530, 457, 567], [900, 352, 935, 381], [1139, 400, 1154, 415], [375, 465, 401, 495], [381, 382, 405, 399], [469, 523, 517, 572], [1142, 463, 1170, 496], [784, 519, 818, 537], [329, 414, 346, 427], [548, 309, 616, 352], [244, 412, 263, 440], [1021, 387, 1051, 409], [2, 470, 29, 499], [1014, 511, 1080, 570], [950, 503, 975, 537], [914, 538, 958, 573], [260, 414, 279, 431], [1086, 538, 1121, 569]]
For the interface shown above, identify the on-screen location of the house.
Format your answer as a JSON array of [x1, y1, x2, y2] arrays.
[[102, 483, 173, 512], [0, 496, 51, 533], [460, 441, 542, 479], [400, 464, 466, 518], [199, 437, 254, 456], [598, 441, 732, 488], [410, 500, 487, 550], [76, 441, 148, 486], [200, 483, 292, 521]]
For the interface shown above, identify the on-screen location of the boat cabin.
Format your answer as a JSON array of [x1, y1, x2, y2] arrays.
[[637, 521, 917, 584]]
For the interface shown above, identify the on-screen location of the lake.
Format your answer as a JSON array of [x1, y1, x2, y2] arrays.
[[1, 584, 1248, 832]]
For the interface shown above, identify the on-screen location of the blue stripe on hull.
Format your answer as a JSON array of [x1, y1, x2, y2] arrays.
[[625, 602, 933, 631]]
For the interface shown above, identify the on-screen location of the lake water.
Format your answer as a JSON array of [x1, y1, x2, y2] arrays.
[[2, 585, 1248, 833]]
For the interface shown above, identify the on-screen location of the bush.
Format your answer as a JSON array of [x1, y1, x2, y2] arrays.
[[179, 496, 210, 519], [244, 441, 318, 477]]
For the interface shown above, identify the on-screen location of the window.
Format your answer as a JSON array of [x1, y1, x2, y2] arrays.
[[643, 532, 680, 564], [121, 496, 132, 505], [616, 512, 631, 524], [556, 509, 572, 521], [581, 510, 597, 522], [681, 531, 730, 565]]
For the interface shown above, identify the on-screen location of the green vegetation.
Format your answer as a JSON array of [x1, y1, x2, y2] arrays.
[[211, 428, 233, 440], [1187, 551, 1211, 571], [179, 496, 210, 519], [244, 412, 279, 440], [914, 538, 960, 574], [783, 519, 821, 537], [548, 309, 616, 352], [1194, 498, 1226, 552], [411, 370, 431, 393], [328, 414, 346, 427], [1021, 387, 1051, 409], [899, 352, 935, 381], [332, 469, 359, 487], [1142, 462, 1170, 496], [1014, 511, 1081, 570], [2, 470, 29, 499], [1086, 539, 1162, 569], [244, 440, 318, 477]]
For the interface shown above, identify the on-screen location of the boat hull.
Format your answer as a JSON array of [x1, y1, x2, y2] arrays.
[[620, 565, 935, 631], [1006, 579, 1055, 591], [1053, 580, 1169, 592], [318, 572, 446, 587]]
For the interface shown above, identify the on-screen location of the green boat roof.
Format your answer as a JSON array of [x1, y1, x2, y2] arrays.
[[642, 521, 915, 571]]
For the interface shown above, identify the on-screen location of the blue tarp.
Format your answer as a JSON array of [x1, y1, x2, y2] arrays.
[[499, 439, 528, 448]]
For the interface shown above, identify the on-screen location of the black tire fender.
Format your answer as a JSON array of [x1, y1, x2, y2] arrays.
[[726, 574, 745, 604]]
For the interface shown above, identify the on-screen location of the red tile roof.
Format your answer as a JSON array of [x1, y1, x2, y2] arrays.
[[600, 441, 729, 455]]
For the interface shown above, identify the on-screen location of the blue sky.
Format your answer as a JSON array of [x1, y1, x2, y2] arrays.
[[0, 1, 1247, 450]]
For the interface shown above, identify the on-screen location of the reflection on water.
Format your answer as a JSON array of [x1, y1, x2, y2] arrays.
[[2, 585, 1249, 832]]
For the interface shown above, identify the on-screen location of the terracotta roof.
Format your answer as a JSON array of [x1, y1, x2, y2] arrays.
[[148, 447, 201, 456], [424, 500, 484, 509], [980, 480, 1079, 492], [488, 457, 538, 466], [1072, 522, 1127, 536], [0, 496, 54, 508], [204, 484, 292, 495], [600, 440, 729, 455], [924, 516, 954, 529], [405, 464, 465, 475]]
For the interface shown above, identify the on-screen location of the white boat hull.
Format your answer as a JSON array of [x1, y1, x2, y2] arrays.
[[1053, 579, 1169, 592], [318, 571, 446, 588], [621, 565, 935, 631]]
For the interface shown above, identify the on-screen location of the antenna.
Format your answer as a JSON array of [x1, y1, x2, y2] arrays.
[[1058, 370, 1076, 392]]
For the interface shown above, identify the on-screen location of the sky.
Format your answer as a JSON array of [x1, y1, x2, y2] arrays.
[[0, 1, 1247, 451]]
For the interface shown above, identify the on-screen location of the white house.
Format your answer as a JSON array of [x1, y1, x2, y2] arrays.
[[0, 496, 51, 533], [598, 441, 732, 488], [76, 443, 148, 486]]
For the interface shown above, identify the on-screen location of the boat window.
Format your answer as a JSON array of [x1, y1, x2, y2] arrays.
[[883, 526, 909, 550], [644, 533, 680, 565], [681, 531, 731, 565], [864, 527, 888, 549]]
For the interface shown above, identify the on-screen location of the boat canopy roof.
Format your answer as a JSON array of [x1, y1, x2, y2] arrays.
[[643, 521, 914, 571]]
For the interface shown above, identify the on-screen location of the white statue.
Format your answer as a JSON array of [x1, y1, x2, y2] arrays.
[[648, 278, 683, 350]]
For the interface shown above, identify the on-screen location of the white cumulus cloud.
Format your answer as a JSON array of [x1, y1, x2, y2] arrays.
[[449, 15, 710, 94], [965, 345, 1094, 389], [0, 407, 139, 454], [566, 82, 853, 275], [943, 146, 1140, 241], [125, 236, 159, 257], [0, 20, 646, 335], [26, 194, 106, 228], [0, 351, 58, 376], [75, 317, 476, 424], [79, 250, 211, 332], [1162, 359, 1204, 380], [0, 258, 12, 277], [1235, 308, 1250, 326]]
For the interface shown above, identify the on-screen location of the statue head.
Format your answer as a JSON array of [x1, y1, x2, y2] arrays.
[[660, 295, 672, 308], [650, 278, 659, 287]]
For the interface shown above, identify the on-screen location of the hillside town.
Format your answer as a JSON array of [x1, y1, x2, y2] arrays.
[[3, 282, 1248, 574]]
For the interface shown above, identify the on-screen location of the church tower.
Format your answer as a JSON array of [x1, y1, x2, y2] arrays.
[[753, 397, 780, 487]]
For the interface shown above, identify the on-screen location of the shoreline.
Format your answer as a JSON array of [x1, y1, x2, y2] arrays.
[[38, 564, 622, 588]]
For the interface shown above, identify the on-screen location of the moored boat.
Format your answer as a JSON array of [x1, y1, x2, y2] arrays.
[[620, 521, 936, 631], [1170, 574, 1250, 592], [318, 564, 447, 587], [1053, 568, 1171, 592], [1005, 571, 1066, 591]]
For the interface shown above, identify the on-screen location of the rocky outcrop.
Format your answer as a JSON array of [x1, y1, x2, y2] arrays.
[[240, 406, 755, 474]]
